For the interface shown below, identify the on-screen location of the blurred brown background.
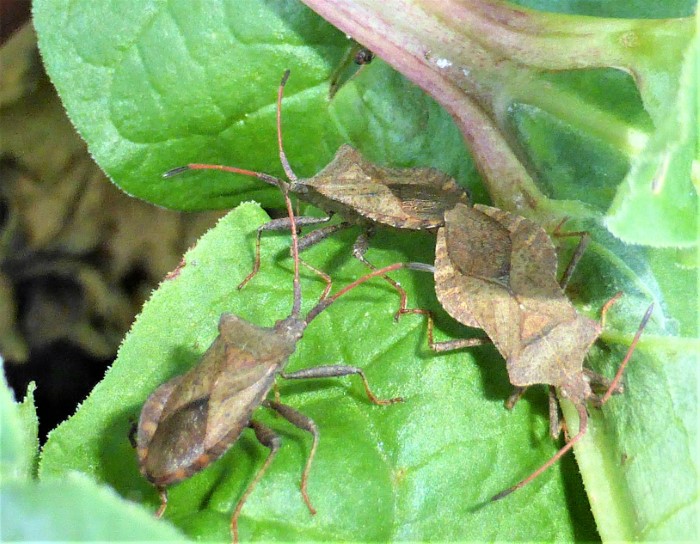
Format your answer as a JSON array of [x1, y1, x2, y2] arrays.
[[0, 3, 223, 439]]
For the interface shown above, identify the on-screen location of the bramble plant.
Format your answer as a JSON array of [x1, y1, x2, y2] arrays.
[[3, 0, 694, 541]]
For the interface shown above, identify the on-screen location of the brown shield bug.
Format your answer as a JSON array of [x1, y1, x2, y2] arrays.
[[136, 96, 426, 538], [402, 203, 653, 499], [164, 70, 469, 300]]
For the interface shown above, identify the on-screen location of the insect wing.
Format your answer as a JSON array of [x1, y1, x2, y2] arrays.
[[386, 174, 469, 227], [507, 314, 601, 390], [137, 314, 284, 486], [309, 145, 468, 229], [435, 226, 521, 355], [479, 205, 560, 298], [444, 204, 511, 283]]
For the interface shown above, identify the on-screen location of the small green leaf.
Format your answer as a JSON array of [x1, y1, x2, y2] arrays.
[[605, 31, 698, 246], [1, 472, 185, 541], [0, 358, 38, 482]]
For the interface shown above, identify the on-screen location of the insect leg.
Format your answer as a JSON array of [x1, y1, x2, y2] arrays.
[[352, 229, 408, 320], [399, 308, 491, 352], [299, 258, 333, 301], [504, 386, 528, 410], [328, 44, 357, 98], [492, 401, 589, 501], [548, 386, 569, 440], [582, 368, 624, 404], [297, 222, 353, 301], [155, 488, 168, 518], [506, 387, 564, 439], [598, 302, 653, 405], [263, 400, 319, 515], [127, 418, 137, 449], [280, 366, 403, 406], [599, 291, 624, 328], [231, 420, 281, 543], [551, 220, 590, 290], [296, 220, 351, 251], [238, 215, 332, 290], [329, 43, 373, 99]]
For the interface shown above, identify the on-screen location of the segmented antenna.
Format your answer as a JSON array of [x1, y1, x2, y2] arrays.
[[600, 302, 653, 404], [276, 69, 298, 184], [492, 402, 589, 501], [163, 163, 286, 190]]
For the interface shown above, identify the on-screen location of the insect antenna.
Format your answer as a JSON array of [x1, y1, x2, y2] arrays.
[[164, 70, 296, 189], [599, 302, 653, 404], [163, 163, 289, 191], [305, 261, 434, 323], [275, 69, 299, 184], [162, 71, 297, 193], [491, 402, 589, 501]]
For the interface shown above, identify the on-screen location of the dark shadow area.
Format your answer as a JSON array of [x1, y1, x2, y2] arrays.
[[4, 340, 112, 442], [559, 438, 600, 541]]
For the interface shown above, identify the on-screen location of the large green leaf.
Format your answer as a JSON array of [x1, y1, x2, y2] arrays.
[[40, 204, 599, 540], [32, 0, 476, 212]]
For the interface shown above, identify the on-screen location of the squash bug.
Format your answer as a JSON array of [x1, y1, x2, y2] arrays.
[[401, 203, 653, 499]]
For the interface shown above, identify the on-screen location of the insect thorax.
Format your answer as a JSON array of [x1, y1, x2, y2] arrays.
[[295, 178, 365, 223]]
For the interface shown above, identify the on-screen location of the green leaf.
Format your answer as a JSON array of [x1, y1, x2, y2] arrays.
[[0, 358, 38, 482], [557, 226, 699, 541], [39, 204, 597, 541], [1, 472, 185, 541], [562, 337, 699, 541], [32, 0, 475, 212], [604, 30, 698, 246]]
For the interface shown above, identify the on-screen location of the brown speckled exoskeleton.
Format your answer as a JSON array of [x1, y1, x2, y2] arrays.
[[402, 203, 653, 499]]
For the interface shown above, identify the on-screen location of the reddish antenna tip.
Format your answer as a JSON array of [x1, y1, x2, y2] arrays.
[[281, 69, 291, 87], [163, 166, 190, 178]]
